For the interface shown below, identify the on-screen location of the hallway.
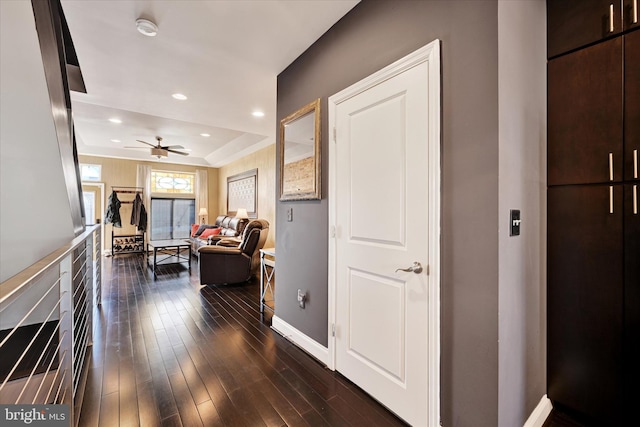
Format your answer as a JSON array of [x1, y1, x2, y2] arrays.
[[79, 254, 407, 426]]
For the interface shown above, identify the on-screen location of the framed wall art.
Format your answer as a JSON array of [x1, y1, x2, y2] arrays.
[[227, 168, 257, 218]]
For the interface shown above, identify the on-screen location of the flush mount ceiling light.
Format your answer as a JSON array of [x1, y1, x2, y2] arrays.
[[110, 139, 121, 143], [136, 18, 158, 37], [108, 118, 122, 124], [172, 93, 187, 100], [252, 111, 265, 117], [200, 133, 210, 137]]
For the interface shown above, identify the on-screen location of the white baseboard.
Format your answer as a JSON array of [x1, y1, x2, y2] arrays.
[[523, 394, 553, 427], [271, 315, 329, 366]]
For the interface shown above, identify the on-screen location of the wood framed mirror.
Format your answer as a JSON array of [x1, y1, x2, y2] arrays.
[[279, 98, 321, 201]]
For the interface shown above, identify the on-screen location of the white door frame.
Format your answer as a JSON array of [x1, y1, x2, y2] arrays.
[[82, 182, 105, 256], [327, 40, 441, 426]]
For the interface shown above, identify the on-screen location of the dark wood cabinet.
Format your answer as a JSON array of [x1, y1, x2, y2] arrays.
[[623, 182, 640, 414], [548, 37, 623, 186], [548, 185, 624, 423], [548, 29, 639, 186], [548, 0, 623, 58], [623, 0, 640, 30], [548, 0, 639, 57], [625, 29, 640, 181], [548, 5, 639, 422]]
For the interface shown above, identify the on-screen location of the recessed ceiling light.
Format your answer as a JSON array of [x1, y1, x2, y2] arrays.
[[172, 93, 187, 100], [252, 111, 265, 117], [200, 133, 210, 137], [136, 18, 158, 37], [111, 139, 121, 143], [109, 118, 122, 124]]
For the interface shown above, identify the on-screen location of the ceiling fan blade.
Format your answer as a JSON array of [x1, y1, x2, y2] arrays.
[[123, 146, 147, 149], [166, 148, 189, 156], [136, 139, 157, 148], [162, 145, 184, 150]]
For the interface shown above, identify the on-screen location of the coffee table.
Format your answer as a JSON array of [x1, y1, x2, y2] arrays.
[[147, 239, 191, 277]]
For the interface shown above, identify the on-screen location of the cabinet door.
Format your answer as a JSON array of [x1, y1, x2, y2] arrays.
[[625, 30, 640, 181], [548, 185, 624, 423], [548, 37, 623, 186], [623, 0, 640, 30], [624, 183, 640, 417], [548, 0, 623, 58]]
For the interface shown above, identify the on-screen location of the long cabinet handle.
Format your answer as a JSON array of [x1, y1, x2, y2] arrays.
[[609, 152, 614, 181], [634, 149, 638, 179], [610, 186, 614, 214], [634, 0, 638, 24], [634, 185, 638, 215], [610, 4, 615, 32]]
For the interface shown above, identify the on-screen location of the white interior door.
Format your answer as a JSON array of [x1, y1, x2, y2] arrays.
[[82, 190, 96, 224], [329, 41, 441, 427]]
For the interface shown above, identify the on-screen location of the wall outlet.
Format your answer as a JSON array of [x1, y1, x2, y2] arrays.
[[297, 289, 306, 308], [287, 208, 293, 222]]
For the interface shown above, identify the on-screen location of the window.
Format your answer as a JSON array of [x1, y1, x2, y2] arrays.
[[151, 171, 194, 194], [80, 164, 101, 181], [150, 198, 195, 240]]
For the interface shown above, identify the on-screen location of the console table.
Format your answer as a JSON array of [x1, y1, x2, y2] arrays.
[[147, 239, 191, 278], [259, 248, 275, 312]]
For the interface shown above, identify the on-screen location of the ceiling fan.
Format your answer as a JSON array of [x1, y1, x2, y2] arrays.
[[125, 136, 189, 158]]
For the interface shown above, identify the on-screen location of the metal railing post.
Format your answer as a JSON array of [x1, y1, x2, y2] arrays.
[[85, 235, 93, 347], [58, 254, 73, 419]]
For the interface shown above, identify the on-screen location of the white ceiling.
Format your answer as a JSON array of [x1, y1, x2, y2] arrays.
[[61, 0, 359, 167]]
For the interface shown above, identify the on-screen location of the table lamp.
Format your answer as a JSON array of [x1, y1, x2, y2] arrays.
[[198, 208, 208, 224]]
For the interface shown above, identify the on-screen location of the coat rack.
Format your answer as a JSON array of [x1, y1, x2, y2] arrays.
[[110, 186, 145, 256], [110, 186, 143, 203]]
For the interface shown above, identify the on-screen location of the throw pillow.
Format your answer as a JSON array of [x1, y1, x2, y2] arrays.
[[194, 224, 216, 236], [199, 228, 221, 239], [190, 224, 200, 237]]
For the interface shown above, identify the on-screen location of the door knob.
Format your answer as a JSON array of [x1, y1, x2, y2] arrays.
[[396, 261, 423, 274]]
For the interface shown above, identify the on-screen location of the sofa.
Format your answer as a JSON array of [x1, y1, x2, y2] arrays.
[[187, 215, 248, 254], [199, 219, 269, 285]]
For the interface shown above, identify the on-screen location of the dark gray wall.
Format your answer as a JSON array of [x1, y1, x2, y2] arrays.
[[276, 1, 500, 425]]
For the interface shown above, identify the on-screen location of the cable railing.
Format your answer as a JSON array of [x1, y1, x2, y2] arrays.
[[0, 225, 101, 425]]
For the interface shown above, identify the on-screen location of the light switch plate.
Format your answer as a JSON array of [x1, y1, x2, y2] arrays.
[[510, 209, 521, 236], [297, 289, 306, 308]]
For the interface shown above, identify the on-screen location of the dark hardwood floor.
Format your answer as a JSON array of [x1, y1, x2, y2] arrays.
[[79, 254, 408, 427]]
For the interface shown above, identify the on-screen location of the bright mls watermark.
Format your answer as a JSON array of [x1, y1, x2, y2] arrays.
[[1, 405, 69, 426]]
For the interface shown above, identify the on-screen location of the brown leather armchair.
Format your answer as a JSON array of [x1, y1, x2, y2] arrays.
[[198, 219, 269, 285]]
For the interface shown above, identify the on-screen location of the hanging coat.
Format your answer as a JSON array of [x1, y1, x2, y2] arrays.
[[130, 193, 147, 232], [105, 191, 122, 227], [137, 203, 147, 232]]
